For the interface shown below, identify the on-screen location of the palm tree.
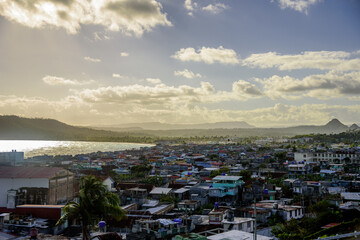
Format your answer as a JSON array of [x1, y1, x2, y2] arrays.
[[56, 175, 125, 240]]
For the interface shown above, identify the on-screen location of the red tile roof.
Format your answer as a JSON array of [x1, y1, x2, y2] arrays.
[[0, 167, 65, 178]]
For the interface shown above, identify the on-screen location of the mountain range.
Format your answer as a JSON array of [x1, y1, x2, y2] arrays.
[[0, 115, 359, 141], [94, 121, 255, 131]]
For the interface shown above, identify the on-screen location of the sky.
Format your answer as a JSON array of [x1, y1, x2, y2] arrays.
[[0, 0, 359, 127]]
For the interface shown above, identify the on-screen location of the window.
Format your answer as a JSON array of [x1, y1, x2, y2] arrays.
[[247, 221, 251, 228]]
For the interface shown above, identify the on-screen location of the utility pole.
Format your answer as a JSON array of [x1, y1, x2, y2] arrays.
[[254, 195, 257, 240]]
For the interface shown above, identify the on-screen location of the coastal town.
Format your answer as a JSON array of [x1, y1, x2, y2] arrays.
[[1, 133, 360, 240], [1, 0, 360, 239]]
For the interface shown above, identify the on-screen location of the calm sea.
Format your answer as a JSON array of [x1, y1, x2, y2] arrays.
[[0, 140, 154, 158]]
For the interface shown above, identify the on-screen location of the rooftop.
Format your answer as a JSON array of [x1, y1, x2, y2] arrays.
[[212, 175, 242, 181], [208, 230, 274, 240], [0, 167, 67, 179], [149, 187, 172, 195]]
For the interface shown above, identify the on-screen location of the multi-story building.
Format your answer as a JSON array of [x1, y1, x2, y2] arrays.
[[189, 183, 212, 206], [209, 175, 243, 204], [287, 164, 312, 178], [294, 152, 360, 164]]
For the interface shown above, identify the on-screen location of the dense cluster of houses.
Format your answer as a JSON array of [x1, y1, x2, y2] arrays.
[[0, 139, 360, 239]]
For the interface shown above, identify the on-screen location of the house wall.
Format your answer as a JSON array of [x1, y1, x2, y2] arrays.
[[48, 174, 75, 205], [103, 178, 114, 191]]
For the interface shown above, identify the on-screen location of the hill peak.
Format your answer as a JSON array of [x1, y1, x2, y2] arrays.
[[349, 123, 360, 131], [325, 118, 345, 127]]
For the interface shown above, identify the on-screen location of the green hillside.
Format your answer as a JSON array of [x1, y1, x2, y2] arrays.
[[0, 115, 154, 143]]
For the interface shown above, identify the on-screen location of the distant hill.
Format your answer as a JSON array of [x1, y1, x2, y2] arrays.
[[95, 121, 255, 131], [0, 115, 154, 142], [349, 123, 360, 131], [0, 116, 357, 141], [97, 118, 356, 137], [282, 118, 350, 135]]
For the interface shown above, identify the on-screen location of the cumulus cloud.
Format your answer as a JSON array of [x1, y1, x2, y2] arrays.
[[242, 50, 360, 71], [184, 0, 228, 15], [120, 52, 129, 57], [232, 80, 263, 96], [172, 46, 239, 65], [257, 71, 360, 100], [0, 0, 172, 36], [146, 78, 162, 84], [202, 3, 228, 14], [42, 75, 93, 86], [184, 0, 197, 15], [84, 56, 101, 63], [274, 0, 321, 14], [174, 69, 202, 79], [112, 73, 124, 78], [70, 80, 263, 108], [73, 82, 218, 105]]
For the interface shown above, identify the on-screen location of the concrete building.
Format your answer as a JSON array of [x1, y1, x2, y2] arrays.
[[294, 152, 360, 164], [209, 175, 243, 204], [287, 164, 312, 179], [0, 167, 75, 210]]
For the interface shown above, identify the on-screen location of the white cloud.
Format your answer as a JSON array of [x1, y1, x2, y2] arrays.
[[174, 69, 202, 79], [202, 3, 228, 14], [42, 75, 93, 86], [120, 52, 129, 57], [232, 80, 263, 96], [172, 46, 239, 65], [275, 0, 322, 14], [184, 0, 228, 16], [146, 78, 162, 84], [84, 56, 101, 63], [73, 82, 217, 105], [257, 71, 360, 100], [112, 73, 124, 79], [184, 0, 197, 12], [0, 0, 172, 36], [242, 50, 360, 71]]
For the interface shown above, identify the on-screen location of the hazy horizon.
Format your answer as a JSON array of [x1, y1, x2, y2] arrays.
[[0, 0, 359, 127]]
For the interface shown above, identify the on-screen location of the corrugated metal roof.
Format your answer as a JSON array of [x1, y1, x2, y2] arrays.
[[16, 205, 65, 209], [149, 187, 172, 195], [0, 167, 66, 178]]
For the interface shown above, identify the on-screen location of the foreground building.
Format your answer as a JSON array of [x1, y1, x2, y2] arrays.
[[0, 167, 75, 210]]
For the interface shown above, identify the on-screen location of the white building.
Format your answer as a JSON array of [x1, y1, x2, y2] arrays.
[[208, 230, 274, 240], [255, 201, 305, 221], [222, 217, 254, 232], [294, 152, 360, 164]]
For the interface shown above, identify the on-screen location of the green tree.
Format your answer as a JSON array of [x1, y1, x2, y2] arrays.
[[140, 176, 164, 186], [210, 167, 230, 178], [239, 170, 251, 182], [56, 175, 125, 240]]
